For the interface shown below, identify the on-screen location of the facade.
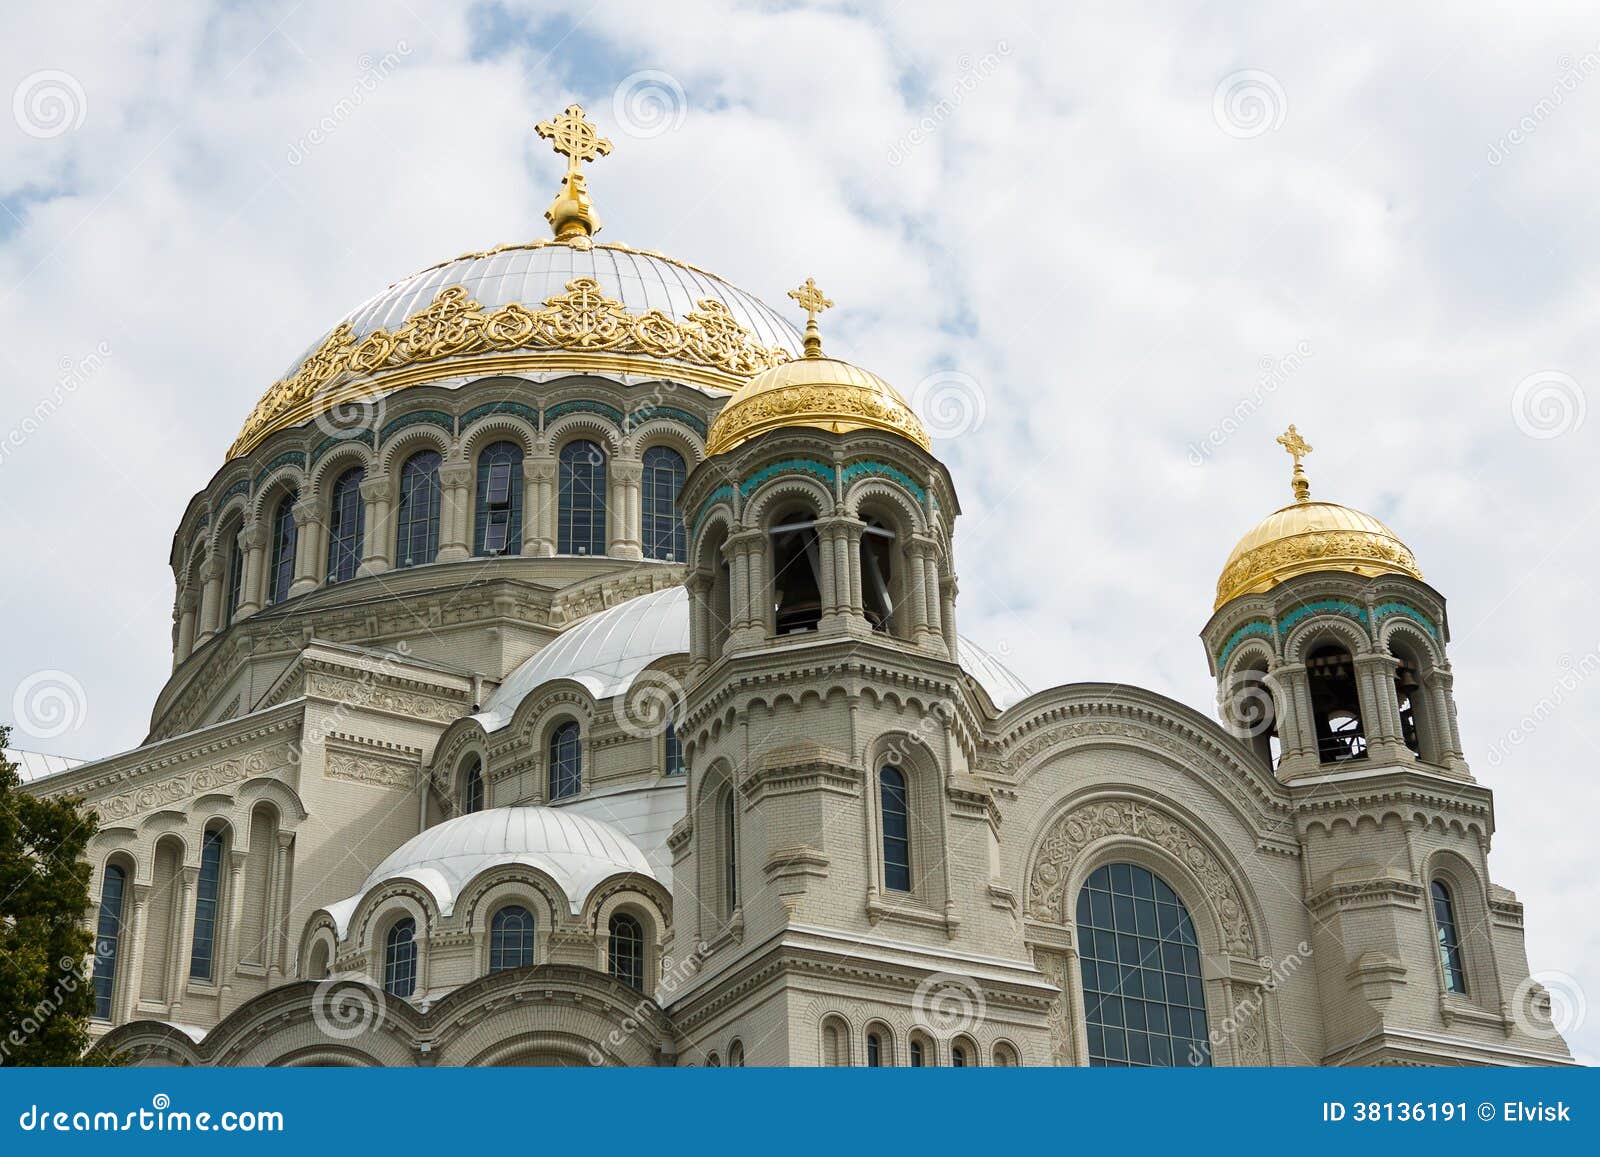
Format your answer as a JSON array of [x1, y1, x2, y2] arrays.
[[24, 109, 1572, 1067]]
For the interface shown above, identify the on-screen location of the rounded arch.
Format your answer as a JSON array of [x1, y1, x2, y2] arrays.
[[207, 494, 251, 556], [248, 466, 306, 525], [949, 1032, 979, 1066], [544, 413, 622, 458], [376, 420, 452, 477], [742, 473, 834, 527], [1282, 614, 1373, 664], [307, 440, 375, 501], [863, 1019, 895, 1066], [1422, 847, 1489, 1001], [819, 1013, 853, 1066], [628, 419, 703, 465], [844, 477, 926, 536], [457, 412, 538, 463]]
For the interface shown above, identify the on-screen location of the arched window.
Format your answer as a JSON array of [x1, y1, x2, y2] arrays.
[[267, 491, 298, 605], [92, 865, 127, 1020], [770, 508, 823, 634], [723, 788, 739, 915], [489, 905, 535, 972], [1308, 643, 1366, 763], [909, 1037, 927, 1067], [396, 450, 442, 568], [664, 722, 684, 776], [608, 911, 645, 992], [460, 755, 484, 815], [880, 766, 911, 892], [548, 721, 582, 800], [728, 1039, 745, 1067], [1391, 641, 1433, 761], [1077, 863, 1211, 1067], [821, 1017, 850, 1066], [384, 917, 417, 998], [991, 1042, 1018, 1067], [1431, 880, 1468, 995], [558, 440, 607, 556], [951, 1039, 973, 1067], [641, 446, 686, 562], [860, 516, 898, 633], [474, 441, 524, 556], [866, 1028, 887, 1068], [189, 827, 225, 981], [326, 466, 365, 583], [225, 532, 245, 622], [307, 939, 331, 981]]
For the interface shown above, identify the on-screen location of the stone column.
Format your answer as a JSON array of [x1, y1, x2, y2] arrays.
[[1356, 652, 1408, 762], [1271, 663, 1320, 780], [168, 867, 198, 1019], [527, 459, 556, 556], [726, 529, 767, 648], [813, 517, 846, 634], [686, 572, 713, 668], [219, 849, 248, 1003], [437, 462, 474, 561], [940, 574, 959, 657], [922, 545, 946, 650], [610, 459, 643, 559], [289, 498, 322, 597], [120, 884, 152, 1024], [267, 831, 294, 978], [173, 586, 200, 666], [234, 519, 267, 619], [357, 474, 392, 576], [1428, 667, 1469, 774], [196, 551, 223, 645], [904, 536, 938, 646]]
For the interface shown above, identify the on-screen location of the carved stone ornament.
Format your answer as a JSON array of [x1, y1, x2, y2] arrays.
[[85, 749, 277, 823], [324, 747, 417, 790], [1027, 798, 1256, 956]]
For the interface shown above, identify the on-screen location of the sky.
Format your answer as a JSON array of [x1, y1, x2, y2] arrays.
[[2, 0, 1596, 1062]]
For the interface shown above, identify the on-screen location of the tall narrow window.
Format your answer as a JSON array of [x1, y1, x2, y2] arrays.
[[909, 1038, 926, 1067], [663, 722, 685, 777], [489, 905, 535, 972], [461, 755, 484, 815], [396, 450, 442, 568], [770, 511, 823, 633], [1077, 862, 1211, 1067], [1394, 651, 1428, 759], [880, 766, 911, 892], [641, 446, 686, 562], [951, 1042, 970, 1067], [558, 440, 607, 556], [860, 519, 897, 633], [1308, 644, 1367, 763], [548, 720, 582, 800], [866, 1031, 884, 1068], [92, 865, 127, 1020], [723, 788, 739, 915], [326, 466, 365, 583], [189, 828, 225, 981], [608, 912, 645, 992], [384, 918, 417, 998], [267, 492, 298, 605], [225, 534, 245, 622], [474, 441, 524, 556], [1431, 880, 1468, 995]]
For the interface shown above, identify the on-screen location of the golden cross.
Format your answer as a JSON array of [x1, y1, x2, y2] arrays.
[[1277, 424, 1313, 502], [788, 277, 833, 357], [535, 104, 613, 179]]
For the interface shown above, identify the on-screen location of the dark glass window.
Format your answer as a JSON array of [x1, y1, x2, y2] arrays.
[[951, 1043, 969, 1067], [267, 492, 298, 605], [225, 535, 245, 621], [723, 789, 739, 914], [189, 828, 225, 981], [384, 918, 417, 998], [664, 722, 684, 777], [489, 905, 535, 972], [474, 441, 524, 556], [641, 446, 686, 562], [909, 1039, 926, 1067], [461, 756, 484, 815], [1076, 862, 1211, 1067], [866, 1032, 883, 1068], [396, 451, 442, 568], [92, 865, 126, 1020], [548, 721, 582, 800], [608, 912, 645, 992], [1432, 880, 1468, 995], [881, 766, 911, 892], [558, 440, 607, 556], [326, 466, 365, 583]]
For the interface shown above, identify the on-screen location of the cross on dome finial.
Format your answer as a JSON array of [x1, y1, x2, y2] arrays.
[[787, 277, 833, 358], [535, 104, 613, 242], [1277, 423, 1313, 503]]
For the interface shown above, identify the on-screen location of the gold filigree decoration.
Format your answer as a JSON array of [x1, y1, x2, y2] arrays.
[[1215, 529, 1422, 606], [714, 381, 929, 451], [230, 279, 791, 459]]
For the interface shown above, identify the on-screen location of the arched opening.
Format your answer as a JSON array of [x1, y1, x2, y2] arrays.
[[143, 836, 182, 1004], [1308, 643, 1367, 764], [189, 824, 227, 982], [474, 441, 524, 556], [727, 1039, 745, 1067], [699, 522, 733, 656], [820, 1016, 851, 1066], [991, 1041, 1018, 1067], [1227, 658, 1281, 772], [223, 520, 246, 624], [383, 917, 417, 998], [722, 787, 740, 916], [1430, 880, 1468, 995], [396, 450, 443, 568], [950, 1035, 977, 1067], [307, 938, 331, 981], [92, 863, 128, 1020], [238, 803, 280, 968], [864, 1024, 893, 1067], [859, 515, 901, 635], [641, 446, 686, 562], [908, 1031, 933, 1067], [558, 440, 607, 556], [325, 466, 365, 583], [548, 720, 582, 801], [607, 911, 645, 992], [266, 490, 298, 605], [769, 506, 823, 635], [880, 765, 911, 892], [489, 905, 535, 972], [460, 754, 484, 815], [1389, 637, 1435, 762], [1076, 862, 1211, 1067]]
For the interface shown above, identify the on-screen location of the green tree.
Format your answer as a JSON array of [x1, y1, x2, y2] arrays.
[[0, 727, 99, 1065]]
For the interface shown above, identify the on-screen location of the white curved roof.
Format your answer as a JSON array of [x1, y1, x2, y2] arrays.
[[474, 585, 1030, 733], [322, 807, 655, 935], [285, 240, 804, 380]]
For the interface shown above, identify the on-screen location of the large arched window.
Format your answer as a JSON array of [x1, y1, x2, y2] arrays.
[[460, 755, 484, 815], [1431, 880, 1468, 995], [326, 466, 365, 583], [225, 531, 245, 622], [880, 766, 911, 892], [1077, 862, 1211, 1067], [608, 911, 645, 992], [91, 864, 127, 1020], [641, 446, 686, 562], [548, 720, 582, 800], [723, 788, 739, 915], [558, 440, 607, 556], [770, 508, 823, 634], [395, 450, 442, 568], [189, 827, 225, 981], [489, 905, 535, 972], [267, 491, 298, 605], [384, 917, 417, 998], [474, 441, 524, 556]]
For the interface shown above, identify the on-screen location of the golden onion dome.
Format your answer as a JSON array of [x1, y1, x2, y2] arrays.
[[1214, 425, 1423, 610], [704, 278, 930, 457]]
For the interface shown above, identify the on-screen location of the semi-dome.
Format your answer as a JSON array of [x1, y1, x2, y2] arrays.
[[228, 238, 804, 459], [321, 806, 656, 934], [1215, 427, 1422, 610]]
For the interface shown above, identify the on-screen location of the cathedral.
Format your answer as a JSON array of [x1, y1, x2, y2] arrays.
[[24, 106, 1572, 1067]]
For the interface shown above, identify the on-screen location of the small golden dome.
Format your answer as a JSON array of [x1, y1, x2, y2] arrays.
[[1214, 425, 1422, 610], [704, 277, 930, 457]]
